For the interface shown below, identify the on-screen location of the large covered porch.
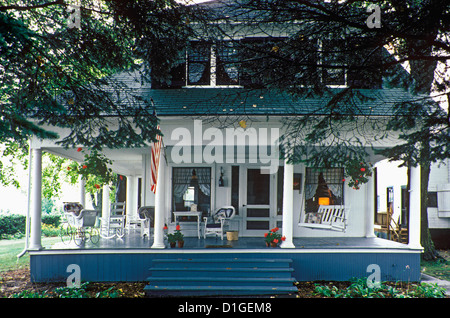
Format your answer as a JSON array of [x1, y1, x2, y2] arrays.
[[26, 119, 424, 286]]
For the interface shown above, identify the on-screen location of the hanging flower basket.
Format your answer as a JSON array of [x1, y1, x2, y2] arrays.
[[344, 159, 372, 190], [67, 148, 114, 193]]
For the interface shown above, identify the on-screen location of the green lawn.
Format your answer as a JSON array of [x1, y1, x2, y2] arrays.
[[0, 237, 61, 272], [421, 250, 450, 281]]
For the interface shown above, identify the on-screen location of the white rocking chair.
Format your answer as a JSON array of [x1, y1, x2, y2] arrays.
[[100, 201, 126, 239], [203, 206, 236, 240]]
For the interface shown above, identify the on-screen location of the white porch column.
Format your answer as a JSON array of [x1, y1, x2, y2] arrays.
[[80, 177, 86, 207], [29, 148, 42, 250], [281, 159, 295, 248], [126, 175, 139, 219], [365, 172, 376, 237], [102, 185, 110, 219], [408, 166, 422, 249], [152, 154, 166, 249]]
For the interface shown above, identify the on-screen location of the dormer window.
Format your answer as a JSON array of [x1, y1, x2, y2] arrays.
[[187, 42, 211, 85], [321, 38, 382, 88], [321, 39, 346, 86], [187, 41, 240, 87], [151, 37, 381, 89]]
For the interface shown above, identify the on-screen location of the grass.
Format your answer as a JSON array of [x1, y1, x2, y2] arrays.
[[421, 250, 450, 281], [0, 237, 61, 272]]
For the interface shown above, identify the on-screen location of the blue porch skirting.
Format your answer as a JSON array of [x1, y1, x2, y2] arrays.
[[30, 249, 421, 283]]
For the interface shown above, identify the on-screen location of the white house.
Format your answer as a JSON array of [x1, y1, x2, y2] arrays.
[[24, 0, 436, 296]]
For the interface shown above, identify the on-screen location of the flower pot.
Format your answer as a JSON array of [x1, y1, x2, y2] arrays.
[[178, 240, 184, 248], [170, 242, 176, 248], [270, 241, 278, 247], [226, 231, 239, 241]]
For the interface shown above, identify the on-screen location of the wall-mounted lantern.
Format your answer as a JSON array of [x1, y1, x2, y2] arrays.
[[218, 167, 225, 187]]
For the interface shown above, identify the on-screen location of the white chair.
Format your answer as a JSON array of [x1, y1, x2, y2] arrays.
[[100, 201, 126, 239], [203, 206, 236, 240], [137, 206, 154, 238]]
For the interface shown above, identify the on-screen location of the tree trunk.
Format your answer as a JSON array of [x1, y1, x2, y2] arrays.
[[420, 162, 440, 260], [418, 137, 442, 260]]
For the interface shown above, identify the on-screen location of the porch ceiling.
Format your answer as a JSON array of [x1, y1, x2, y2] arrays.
[[43, 146, 150, 176]]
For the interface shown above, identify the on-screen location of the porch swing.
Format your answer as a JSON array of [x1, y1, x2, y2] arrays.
[[299, 205, 349, 232], [298, 172, 350, 232]]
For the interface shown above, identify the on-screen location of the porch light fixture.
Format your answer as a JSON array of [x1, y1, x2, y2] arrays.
[[218, 167, 225, 187]]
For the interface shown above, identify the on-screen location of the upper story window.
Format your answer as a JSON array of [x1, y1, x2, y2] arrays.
[[151, 37, 381, 89], [321, 39, 346, 86], [320, 38, 382, 88], [187, 42, 210, 85], [187, 41, 240, 87]]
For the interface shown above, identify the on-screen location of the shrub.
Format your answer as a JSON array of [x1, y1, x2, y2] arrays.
[[0, 214, 61, 239], [0, 215, 26, 239], [313, 277, 447, 298], [42, 214, 61, 228], [42, 224, 60, 237]]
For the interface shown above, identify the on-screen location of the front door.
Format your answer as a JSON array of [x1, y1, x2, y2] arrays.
[[243, 168, 276, 236]]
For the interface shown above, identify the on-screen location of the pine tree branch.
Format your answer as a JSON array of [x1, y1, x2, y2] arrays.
[[0, 0, 64, 12]]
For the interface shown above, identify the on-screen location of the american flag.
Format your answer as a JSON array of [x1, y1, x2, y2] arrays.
[[150, 125, 162, 194], [150, 99, 162, 194]]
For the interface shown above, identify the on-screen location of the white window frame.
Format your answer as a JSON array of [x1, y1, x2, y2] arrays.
[[318, 39, 348, 88]]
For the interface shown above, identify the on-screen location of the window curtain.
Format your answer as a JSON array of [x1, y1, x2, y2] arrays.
[[195, 168, 211, 196], [304, 168, 344, 213], [188, 42, 210, 85], [172, 168, 211, 211], [217, 42, 239, 85]]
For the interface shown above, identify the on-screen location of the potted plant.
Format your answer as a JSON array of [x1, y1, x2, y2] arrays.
[[264, 227, 286, 247], [174, 225, 184, 248], [167, 232, 177, 248]]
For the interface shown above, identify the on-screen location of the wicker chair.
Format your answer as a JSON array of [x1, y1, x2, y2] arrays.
[[203, 206, 236, 240]]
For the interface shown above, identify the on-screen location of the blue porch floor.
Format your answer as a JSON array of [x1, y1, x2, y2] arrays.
[[47, 231, 413, 251]]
